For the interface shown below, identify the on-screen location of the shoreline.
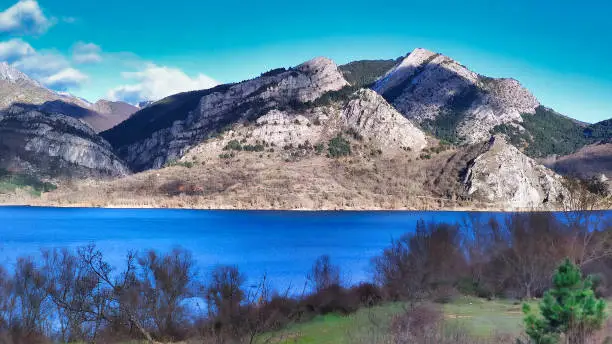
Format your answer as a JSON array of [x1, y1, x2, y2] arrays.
[[1, 201, 609, 213]]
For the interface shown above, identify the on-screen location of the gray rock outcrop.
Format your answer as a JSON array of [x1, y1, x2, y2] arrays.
[[341, 89, 427, 150], [463, 136, 568, 209]]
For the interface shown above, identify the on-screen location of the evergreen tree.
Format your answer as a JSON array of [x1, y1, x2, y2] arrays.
[[523, 258, 607, 344]]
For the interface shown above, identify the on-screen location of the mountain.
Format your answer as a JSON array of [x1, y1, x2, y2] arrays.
[[0, 105, 129, 178], [1, 52, 604, 210], [372, 48, 540, 144], [0, 62, 137, 132], [103, 57, 363, 171]]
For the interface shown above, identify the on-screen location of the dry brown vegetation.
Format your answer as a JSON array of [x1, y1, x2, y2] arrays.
[[10, 143, 505, 211]]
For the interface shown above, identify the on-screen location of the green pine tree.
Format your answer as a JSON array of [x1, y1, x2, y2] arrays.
[[523, 258, 607, 344]]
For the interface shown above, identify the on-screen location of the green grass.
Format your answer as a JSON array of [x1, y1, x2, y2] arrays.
[[442, 297, 531, 336], [261, 303, 405, 344], [0, 169, 57, 196], [262, 297, 548, 344]]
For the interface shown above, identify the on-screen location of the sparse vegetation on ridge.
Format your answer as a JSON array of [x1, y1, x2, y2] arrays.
[[0, 168, 57, 196], [492, 106, 612, 158]]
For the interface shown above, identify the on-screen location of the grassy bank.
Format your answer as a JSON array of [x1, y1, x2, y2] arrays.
[[265, 297, 541, 344], [0, 169, 56, 196]]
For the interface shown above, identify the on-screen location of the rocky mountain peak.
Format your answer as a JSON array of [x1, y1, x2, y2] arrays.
[[372, 48, 540, 143], [0, 62, 39, 86]]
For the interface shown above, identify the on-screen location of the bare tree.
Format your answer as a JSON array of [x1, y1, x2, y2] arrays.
[[307, 255, 340, 292], [373, 220, 467, 301], [76, 244, 158, 344], [13, 257, 49, 338], [138, 248, 196, 341]]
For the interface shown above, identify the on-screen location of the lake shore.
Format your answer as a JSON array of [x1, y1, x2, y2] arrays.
[[2, 198, 609, 212]]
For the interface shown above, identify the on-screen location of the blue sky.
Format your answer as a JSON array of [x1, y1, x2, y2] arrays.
[[0, 0, 610, 123]]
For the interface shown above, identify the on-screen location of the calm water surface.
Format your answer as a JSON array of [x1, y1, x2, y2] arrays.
[[0, 207, 610, 290]]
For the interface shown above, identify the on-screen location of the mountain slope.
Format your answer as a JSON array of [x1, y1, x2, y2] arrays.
[[492, 108, 612, 158], [0, 105, 130, 178], [542, 142, 612, 182], [339, 58, 400, 88], [373, 48, 540, 144], [0, 62, 137, 132]]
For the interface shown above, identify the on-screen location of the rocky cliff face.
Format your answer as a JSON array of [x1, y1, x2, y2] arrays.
[[341, 89, 427, 150], [0, 62, 137, 132], [107, 57, 351, 171], [195, 88, 429, 153], [373, 48, 539, 143], [0, 105, 130, 178], [463, 136, 568, 209]]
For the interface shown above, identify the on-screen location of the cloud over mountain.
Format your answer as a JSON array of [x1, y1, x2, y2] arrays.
[[0, 0, 53, 35], [107, 64, 218, 104], [0, 38, 34, 62], [8, 46, 88, 91]]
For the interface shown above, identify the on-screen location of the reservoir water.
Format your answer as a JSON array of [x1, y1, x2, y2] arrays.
[[1, 207, 610, 291]]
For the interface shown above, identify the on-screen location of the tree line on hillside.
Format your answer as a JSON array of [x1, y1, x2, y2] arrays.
[[0, 212, 611, 344]]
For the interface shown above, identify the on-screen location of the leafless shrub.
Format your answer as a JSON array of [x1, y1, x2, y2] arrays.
[[306, 255, 340, 292]]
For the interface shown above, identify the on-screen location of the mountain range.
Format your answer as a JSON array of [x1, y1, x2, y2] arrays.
[[0, 49, 610, 210]]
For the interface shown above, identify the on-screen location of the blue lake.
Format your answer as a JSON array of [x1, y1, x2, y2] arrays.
[[0, 207, 610, 291]]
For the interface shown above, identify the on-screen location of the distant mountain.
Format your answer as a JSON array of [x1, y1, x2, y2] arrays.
[[339, 58, 401, 88], [542, 142, 612, 182], [0, 105, 129, 178], [0, 62, 137, 132]]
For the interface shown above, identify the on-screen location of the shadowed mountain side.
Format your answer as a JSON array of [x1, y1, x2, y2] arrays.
[[0, 104, 130, 178]]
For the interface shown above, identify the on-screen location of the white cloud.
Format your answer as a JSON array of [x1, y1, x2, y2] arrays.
[[72, 41, 102, 64], [0, 0, 53, 35], [0, 38, 34, 62], [107, 64, 218, 104], [12, 50, 69, 77], [41, 67, 88, 91]]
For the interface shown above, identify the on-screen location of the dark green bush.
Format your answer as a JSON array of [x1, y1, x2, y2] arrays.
[[328, 135, 351, 158]]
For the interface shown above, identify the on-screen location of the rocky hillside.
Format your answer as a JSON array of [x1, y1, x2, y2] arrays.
[[0, 62, 137, 132], [0, 105, 129, 178], [462, 136, 568, 209], [373, 48, 540, 144]]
